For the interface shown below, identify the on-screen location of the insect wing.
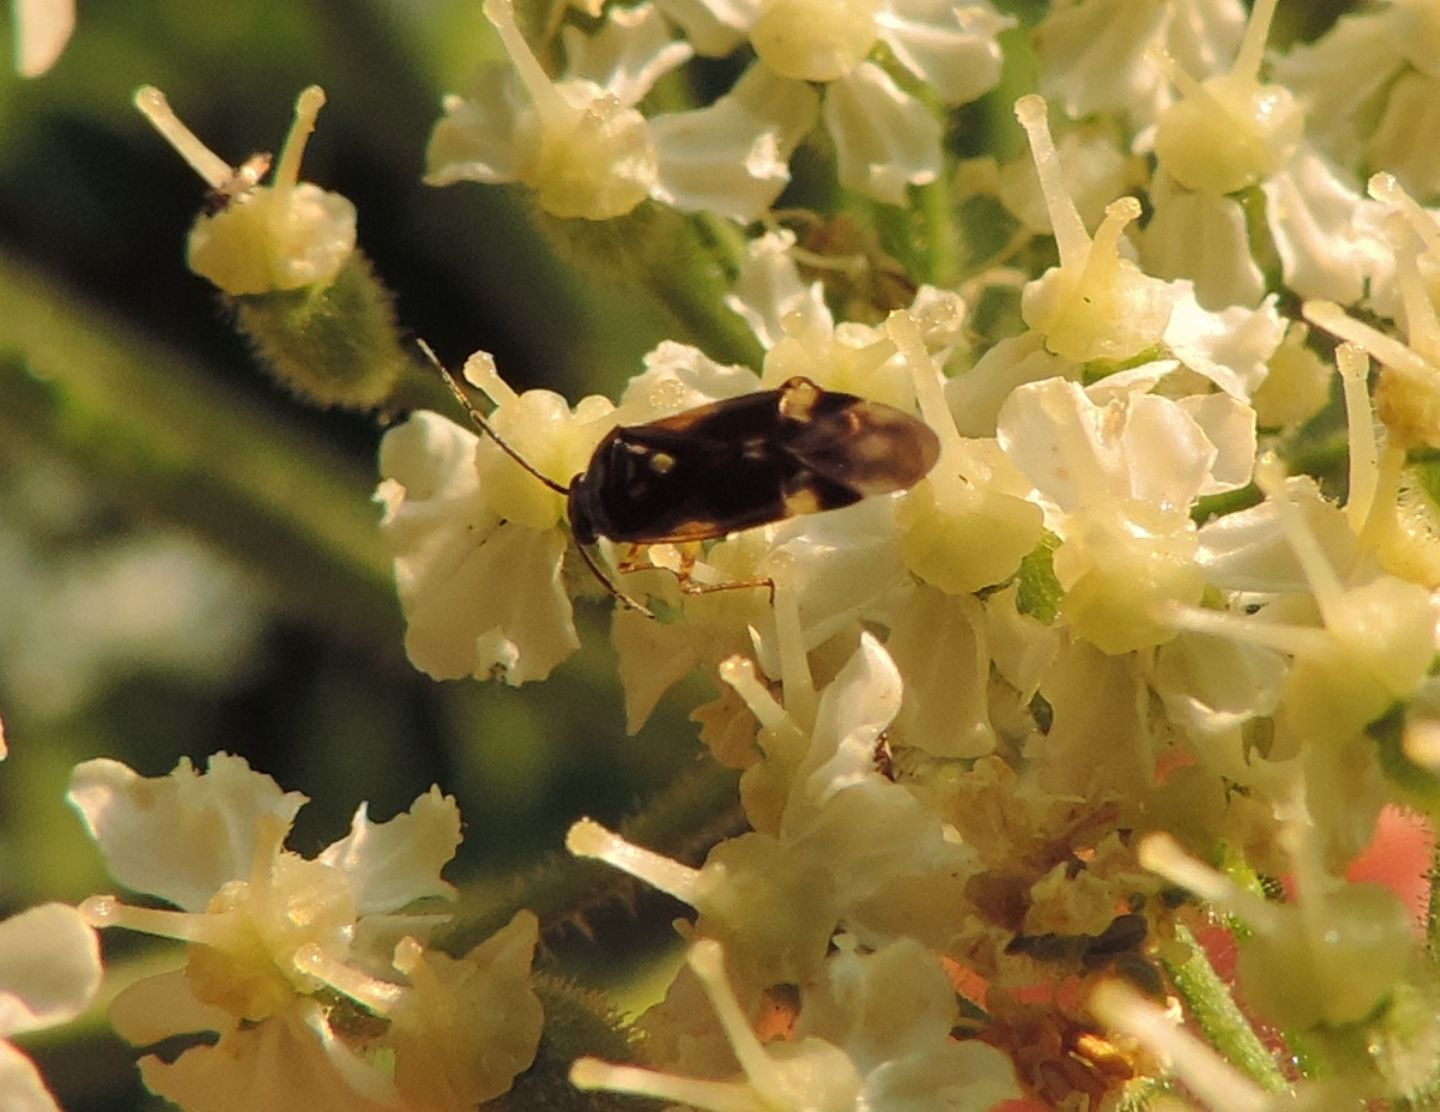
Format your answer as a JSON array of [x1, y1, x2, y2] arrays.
[[777, 379, 940, 499]]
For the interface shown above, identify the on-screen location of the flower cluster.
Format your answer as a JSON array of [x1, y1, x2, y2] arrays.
[[373, 0, 1440, 1105], [57, 0, 1440, 1108], [70, 755, 543, 1112]]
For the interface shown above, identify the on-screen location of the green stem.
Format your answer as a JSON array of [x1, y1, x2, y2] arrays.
[[916, 164, 962, 289], [0, 251, 400, 657], [1163, 921, 1290, 1093], [538, 205, 765, 369], [439, 759, 742, 957]]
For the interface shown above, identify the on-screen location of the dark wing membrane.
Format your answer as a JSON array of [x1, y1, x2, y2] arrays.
[[779, 389, 941, 496]]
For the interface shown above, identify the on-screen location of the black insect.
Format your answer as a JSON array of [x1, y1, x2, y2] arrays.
[[424, 344, 941, 613]]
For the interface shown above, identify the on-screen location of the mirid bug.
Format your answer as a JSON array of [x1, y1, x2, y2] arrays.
[[422, 344, 941, 613]]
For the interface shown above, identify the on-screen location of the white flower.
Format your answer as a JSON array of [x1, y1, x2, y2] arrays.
[[426, 0, 816, 221], [12, 0, 73, 76], [69, 754, 468, 1111], [134, 86, 356, 295], [376, 351, 615, 686], [572, 938, 1019, 1111], [1012, 96, 1175, 365], [654, 0, 1012, 203], [0, 904, 102, 1112], [1140, 0, 1389, 308], [1275, 0, 1440, 199], [1034, 0, 1245, 129], [996, 377, 1254, 653]]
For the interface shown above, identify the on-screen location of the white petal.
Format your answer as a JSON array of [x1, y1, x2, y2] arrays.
[[561, 3, 692, 104], [651, 66, 819, 222], [377, 412, 580, 686], [424, 67, 527, 186], [108, 968, 233, 1047], [619, 341, 762, 415], [138, 1004, 398, 1112], [67, 755, 307, 910], [1176, 393, 1256, 494], [797, 938, 957, 1072], [723, 228, 832, 350], [795, 632, 902, 802], [887, 587, 995, 759], [652, 0, 756, 55], [997, 378, 1216, 512], [0, 905, 99, 1037], [317, 788, 461, 915], [877, 0, 1011, 105], [945, 331, 1072, 438], [1139, 171, 1265, 311], [404, 519, 577, 686], [1163, 286, 1285, 399], [1262, 145, 1387, 306], [823, 63, 940, 205], [13, 0, 74, 77], [863, 1040, 1021, 1112], [1033, 0, 1169, 120], [1369, 71, 1440, 201], [0, 1041, 61, 1112]]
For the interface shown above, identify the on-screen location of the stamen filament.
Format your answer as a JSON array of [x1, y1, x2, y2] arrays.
[[133, 86, 234, 190], [271, 86, 326, 205], [1013, 95, 1088, 271], [1337, 344, 1378, 535], [1305, 301, 1433, 376], [570, 1060, 764, 1112], [1233, 0, 1279, 84], [566, 818, 702, 904], [484, 0, 568, 127]]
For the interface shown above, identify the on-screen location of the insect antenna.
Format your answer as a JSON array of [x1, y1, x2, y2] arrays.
[[415, 340, 569, 495], [415, 340, 655, 619]]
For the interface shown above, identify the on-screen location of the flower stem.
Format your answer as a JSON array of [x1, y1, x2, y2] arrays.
[[1162, 921, 1290, 1093]]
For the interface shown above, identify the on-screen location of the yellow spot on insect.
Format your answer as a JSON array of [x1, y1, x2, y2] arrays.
[[778, 377, 821, 422], [784, 487, 824, 515], [649, 451, 677, 474]]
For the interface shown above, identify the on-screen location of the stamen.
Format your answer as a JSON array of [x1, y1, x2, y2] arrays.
[[462, 350, 521, 410], [79, 894, 223, 945], [1252, 456, 1345, 621], [134, 86, 235, 190], [1090, 981, 1269, 1112], [569, 1060, 761, 1112], [271, 86, 326, 204], [1393, 221, 1440, 365], [769, 559, 816, 730], [1336, 344, 1378, 535], [1137, 833, 1281, 932], [1078, 198, 1141, 292], [294, 941, 405, 1012], [566, 818, 702, 905], [484, 0, 568, 127], [1304, 301, 1433, 376], [1369, 172, 1440, 261], [1232, 0, 1279, 84], [887, 310, 962, 462], [686, 940, 785, 1096], [1013, 95, 1088, 272], [719, 655, 793, 735]]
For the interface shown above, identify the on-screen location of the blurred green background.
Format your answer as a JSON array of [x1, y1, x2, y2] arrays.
[[1, 3, 712, 1106]]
